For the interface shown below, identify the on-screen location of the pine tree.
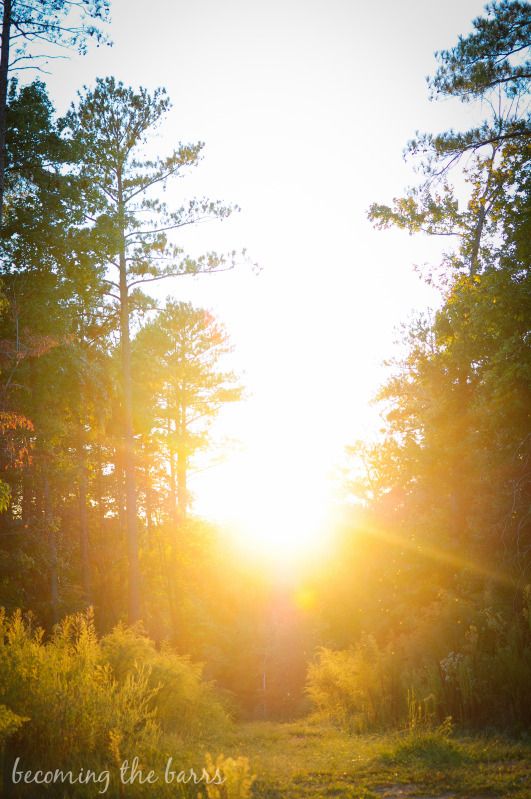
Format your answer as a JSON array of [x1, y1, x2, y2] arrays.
[[66, 77, 239, 622]]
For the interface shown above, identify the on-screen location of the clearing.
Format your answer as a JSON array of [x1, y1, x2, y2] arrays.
[[220, 721, 531, 799]]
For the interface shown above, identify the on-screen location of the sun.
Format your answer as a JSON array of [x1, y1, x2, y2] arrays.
[[228, 464, 332, 564], [194, 429, 336, 568]]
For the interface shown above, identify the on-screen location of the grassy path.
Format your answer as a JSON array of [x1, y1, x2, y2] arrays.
[[222, 721, 531, 799]]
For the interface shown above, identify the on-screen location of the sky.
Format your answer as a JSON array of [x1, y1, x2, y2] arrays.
[[42, 0, 488, 557]]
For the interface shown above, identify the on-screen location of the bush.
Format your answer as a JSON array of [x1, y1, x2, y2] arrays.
[[306, 590, 531, 732], [101, 625, 231, 740], [0, 609, 233, 797], [0, 610, 161, 794], [381, 732, 464, 768], [306, 636, 403, 732], [201, 754, 255, 799], [0, 705, 27, 746]]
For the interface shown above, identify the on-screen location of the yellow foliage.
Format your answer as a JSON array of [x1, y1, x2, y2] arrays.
[[201, 753, 255, 799]]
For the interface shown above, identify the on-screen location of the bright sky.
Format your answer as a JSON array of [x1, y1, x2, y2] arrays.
[[43, 0, 488, 559]]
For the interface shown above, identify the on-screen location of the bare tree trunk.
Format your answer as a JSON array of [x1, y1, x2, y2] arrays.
[[114, 444, 126, 542], [0, 0, 11, 226], [43, 470, 59, 625], [96, 441, 105, 541], [163, 417, 178, 638], [144, 455, 153, 547], [469, 145, 498, 275], [177, 446, 187, 521], [167, 415, 178, 529], [117, 169, 141, 623], [156, 525, 178, 639], [176, 397, 188, 521], [78, 427, 92, 606]]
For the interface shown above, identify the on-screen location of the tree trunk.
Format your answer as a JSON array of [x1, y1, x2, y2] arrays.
[[167, 415, 178, 529], [95, 441, 105, 542], [43, 470, 59, 625], [114, 443, 126, 542], [177, 446, 187, 521], [78, 427, 92, 606], [176, 395, 187, 521], [0, 0, 11, 226], [144, 452, 153, 547], [117, 170, 141, 623]]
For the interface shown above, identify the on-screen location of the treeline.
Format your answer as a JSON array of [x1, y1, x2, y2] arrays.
[[0, 62, 307, 724], [0, 73, 243, 630], [0, 8, 293, 784], [307, 0, 531, 731], [0, 0, 529, 765]]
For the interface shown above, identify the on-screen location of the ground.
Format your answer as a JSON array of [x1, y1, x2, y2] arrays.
[[221, 721, 531, 799]]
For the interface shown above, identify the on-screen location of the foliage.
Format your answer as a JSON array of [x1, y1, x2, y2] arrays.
[[380, 732, 465, 769], [133, 300, 242, 519], [330, 0, 531, 735], [201, 754, 255, 799], [101, 624, 231, 740], [0, 609, 233, 797], [63, 75, 242, 622], [430, 0, 531, 102], [65, 76, 238, 289], [369, 1, 530, 277], [2, 0, 110, 64], [0, 0, 111, 226], [0, 0, 529, 755], [306, 639, 402, 732], [0, 703, 26, 745], [0, 611, 155, 775]]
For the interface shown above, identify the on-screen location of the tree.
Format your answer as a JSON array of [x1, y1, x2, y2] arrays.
[[0, 79, 113, 623], [319, 4, 531, 733], [1, 80, 94, 270], [134, 300, 242, 525], [365, 0, 531, 591], [132, 300, 242, 639], [0, 0, 110, 223], [414, 0, 530, 165], [369, 1, 530, 277], [66, 77, 240, 622], [431, 1, 530, 100]]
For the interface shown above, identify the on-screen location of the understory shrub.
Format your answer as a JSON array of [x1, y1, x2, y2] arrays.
[[380, 719, 465, 768], [306, 636, 403, 732], [0, 609, 233, 797], [201, 754, 255, 799], [101, 624, 231, 739], [306, 589, 531, 732]]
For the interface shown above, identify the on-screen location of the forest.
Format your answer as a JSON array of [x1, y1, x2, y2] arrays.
[[0, 1, 530, 797]]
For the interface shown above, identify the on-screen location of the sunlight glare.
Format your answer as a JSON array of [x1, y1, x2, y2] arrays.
[[196, 425, 337, 568]]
